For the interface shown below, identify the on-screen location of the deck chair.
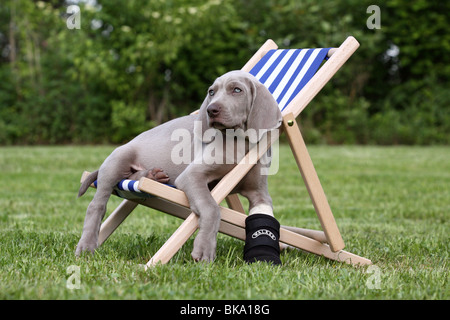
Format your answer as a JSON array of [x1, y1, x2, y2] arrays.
[[80, 36, 371, 267]]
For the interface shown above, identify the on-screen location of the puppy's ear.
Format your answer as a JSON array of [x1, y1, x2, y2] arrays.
[[247, 79, 282, 134], [195, 95, 215, 143]]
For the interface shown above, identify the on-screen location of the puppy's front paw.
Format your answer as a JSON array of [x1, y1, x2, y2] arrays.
[[191, 233, 217, 262], [75, 238, 97, 257]]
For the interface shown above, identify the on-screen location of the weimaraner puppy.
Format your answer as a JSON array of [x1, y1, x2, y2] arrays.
[[77, 70, 282, 262]]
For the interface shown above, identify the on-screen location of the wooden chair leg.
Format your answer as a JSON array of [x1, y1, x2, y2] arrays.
[[98, 199, 138, 246], [283, 113, 345, 252], [146, 213, 198, 268], [225, 194, 246, 213]]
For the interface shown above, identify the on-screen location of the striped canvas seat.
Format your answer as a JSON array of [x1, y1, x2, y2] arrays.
[[92, 178, 151, 200], [249, 48, 330, 111], [92, 178, 175, 200]]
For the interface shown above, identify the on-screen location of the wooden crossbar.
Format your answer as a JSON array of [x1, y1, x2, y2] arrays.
[[137, 177, 371, 266]]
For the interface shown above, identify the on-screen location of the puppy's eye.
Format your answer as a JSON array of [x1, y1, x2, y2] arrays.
[[233, 87, 242, 93], [209, 89, 215, 96]]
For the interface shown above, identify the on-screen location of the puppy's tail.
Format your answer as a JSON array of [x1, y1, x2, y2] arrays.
[[78, 170, 98, 198]]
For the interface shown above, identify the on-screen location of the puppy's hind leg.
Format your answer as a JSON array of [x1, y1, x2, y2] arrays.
[[129, 167, 170, 184], [76, 184, 114, 256], [76, 164, 125, 256]]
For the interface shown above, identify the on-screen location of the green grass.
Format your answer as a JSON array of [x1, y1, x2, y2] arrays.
[[0, 145, 448, 299]]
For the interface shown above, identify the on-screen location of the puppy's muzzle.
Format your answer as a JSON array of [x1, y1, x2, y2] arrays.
[[207, 103, 221, 118]]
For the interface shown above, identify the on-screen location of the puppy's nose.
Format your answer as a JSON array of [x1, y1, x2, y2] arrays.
[[207, 104, 221, 118]]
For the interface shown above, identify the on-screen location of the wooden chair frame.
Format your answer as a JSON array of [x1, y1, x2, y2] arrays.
[[80, 37, 371, 267]]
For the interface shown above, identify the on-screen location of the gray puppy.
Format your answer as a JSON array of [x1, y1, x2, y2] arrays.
[[77, 70, 282, 262]]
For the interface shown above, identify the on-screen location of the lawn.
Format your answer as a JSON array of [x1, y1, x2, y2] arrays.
[[0, 144, 448, 300]]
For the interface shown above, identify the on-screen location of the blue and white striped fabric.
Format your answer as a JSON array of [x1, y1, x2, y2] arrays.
[[249, 48, 330, 111], [93, 179, 153, 200], [115, 179, 154, 200], [117, 179, 142, 193], [93, 179, 175, 200], [93, 179, 141, 193]]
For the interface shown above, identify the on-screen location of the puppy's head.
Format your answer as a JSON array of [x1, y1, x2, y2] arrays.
[[198, 70, 282, 142]]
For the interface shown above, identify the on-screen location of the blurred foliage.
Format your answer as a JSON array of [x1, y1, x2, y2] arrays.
[[0, 0, 448, 144]]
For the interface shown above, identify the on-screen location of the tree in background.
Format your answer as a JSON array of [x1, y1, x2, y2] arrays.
[[0, 0, 448, 144]]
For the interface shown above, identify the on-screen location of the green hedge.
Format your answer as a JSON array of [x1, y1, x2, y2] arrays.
[[0, 0, 448, 144]]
